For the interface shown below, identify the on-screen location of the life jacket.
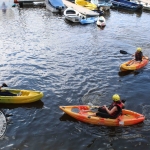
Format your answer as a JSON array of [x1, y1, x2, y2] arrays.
[[108, 101, 124, 118], [135, 51, 143, 61]]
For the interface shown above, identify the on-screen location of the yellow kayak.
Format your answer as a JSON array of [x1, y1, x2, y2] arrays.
[[59, 105, 145, 126], [75, 0, 98, 10], [120, 56, 149, 71], [0, 89, 43, 104]]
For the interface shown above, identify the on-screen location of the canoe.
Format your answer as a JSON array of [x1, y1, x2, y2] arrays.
[[120, 56, 149, 71], [75, 0, 98, 10], [59, 105, 145, 126], [0, 89, 43, 104], [96, 16, 106, 27]]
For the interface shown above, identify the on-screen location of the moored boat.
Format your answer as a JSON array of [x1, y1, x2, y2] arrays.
[[96, 16, 106, 27], [59, 105, 145, 126], [0, 89, 43, 104], [120, 56, 149, 71], [75, 0, 98, 10], [64, 7, 85, 22], [91, 0, 112, 10], [45, 0, 65, 13], [80, 16, 97, 24], [111, 0, 143, 11]]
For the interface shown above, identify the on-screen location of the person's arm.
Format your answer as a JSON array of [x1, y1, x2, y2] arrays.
[[103, 105, 117, 115]]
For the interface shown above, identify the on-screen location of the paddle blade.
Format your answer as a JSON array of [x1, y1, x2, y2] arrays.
[[120, 50, 128, 54], [2, 83, 8, 87]]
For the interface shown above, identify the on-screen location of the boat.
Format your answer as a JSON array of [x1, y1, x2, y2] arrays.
[[129, 0, 150, 11], [120, 56, 149, 71], [75, 0, 98, 10], [80, 16, 97, 24], [64, 7, 86, 22], [0, 89, 43, 104], [59, 105, 145, 126], [91, 0, 112, 10], [111, 0, 143, 11], [96, 16, 106, 27], [45, 0, 65, 13], [64, 7, 97, 24]]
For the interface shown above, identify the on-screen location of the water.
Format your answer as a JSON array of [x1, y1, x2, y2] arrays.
[[0, 3, 150, 150]]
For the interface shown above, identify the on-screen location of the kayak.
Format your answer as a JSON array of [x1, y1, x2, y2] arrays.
[[59, 105, 145, 126], [120, 56, 149, 71], [0, 89, 43, 104]]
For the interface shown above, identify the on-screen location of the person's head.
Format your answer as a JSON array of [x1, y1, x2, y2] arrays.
[[137, 47, 142, 52], [112, 94, 120, 102]]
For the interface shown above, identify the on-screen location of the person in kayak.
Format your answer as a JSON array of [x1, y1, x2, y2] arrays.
[[126, 47, 144, 66], [133, 47, 143, 61], [87, 94, 125, 119], [0, 83, 21, 96]]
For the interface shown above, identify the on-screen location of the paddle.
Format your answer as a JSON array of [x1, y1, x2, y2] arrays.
[[1, 83, 8, 87], [120, 50, 149, 60], [120, 50, 132, 55]]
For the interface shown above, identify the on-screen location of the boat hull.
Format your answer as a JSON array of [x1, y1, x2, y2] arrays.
[[120, 57, 149, 71], [0, 89, 43, 104], [111, 0, 143, 11], [59, 105, 145, 126], [45, 0, 65, 13]]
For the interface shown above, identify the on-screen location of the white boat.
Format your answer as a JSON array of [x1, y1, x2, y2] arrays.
[[91, 0, 112, 10], [96, 16, 106, 27], [64, 7, 85, 22], [45, 0, 65, 13]]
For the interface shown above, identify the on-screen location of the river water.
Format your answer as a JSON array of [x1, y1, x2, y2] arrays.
[[0, 2, 150, 150]]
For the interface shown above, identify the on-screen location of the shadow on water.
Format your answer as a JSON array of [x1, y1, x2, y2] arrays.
[[118, 70, 140, 76], [110, 7, 143, 17], [0, 100, 44, 109], [59, 113, 79, 123]]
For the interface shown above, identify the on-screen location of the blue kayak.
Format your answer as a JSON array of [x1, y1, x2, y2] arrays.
[[48, 0, 64, 7], [80, 17, 97, 25]]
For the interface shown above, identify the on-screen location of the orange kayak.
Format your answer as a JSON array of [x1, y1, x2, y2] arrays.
[[59, 105, 145, 126], [120, 56, 149, 71]]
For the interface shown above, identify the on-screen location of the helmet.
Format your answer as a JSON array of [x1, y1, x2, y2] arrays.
[[137, 47, 142, 51], [112, 94, 120, 101]]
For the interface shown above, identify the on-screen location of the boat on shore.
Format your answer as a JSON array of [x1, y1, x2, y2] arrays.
[[59, 105, 145, 126]]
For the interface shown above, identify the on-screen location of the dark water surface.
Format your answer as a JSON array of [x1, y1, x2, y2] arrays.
[[0, 3, 150, 150]]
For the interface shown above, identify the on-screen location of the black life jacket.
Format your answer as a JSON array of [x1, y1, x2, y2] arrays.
[[108, 101, 124, 118], [135, 51, 143, 61]]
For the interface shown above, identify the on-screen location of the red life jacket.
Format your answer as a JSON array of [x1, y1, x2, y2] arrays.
[[108, 101, 124, 117]]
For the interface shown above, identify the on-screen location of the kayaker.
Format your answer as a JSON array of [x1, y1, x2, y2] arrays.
[[87, 94, 125, 119], [133, 47, 143, 61], [0, 83, 21, 96]]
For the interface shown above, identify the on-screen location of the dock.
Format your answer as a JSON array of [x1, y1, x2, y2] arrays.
[[62, 0, 99, 16]]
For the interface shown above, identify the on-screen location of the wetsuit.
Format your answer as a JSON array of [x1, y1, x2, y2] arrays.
[[96, 101, 124, 119]]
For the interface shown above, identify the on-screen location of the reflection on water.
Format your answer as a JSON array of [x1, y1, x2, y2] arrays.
[[0, 100, 44, 109]]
